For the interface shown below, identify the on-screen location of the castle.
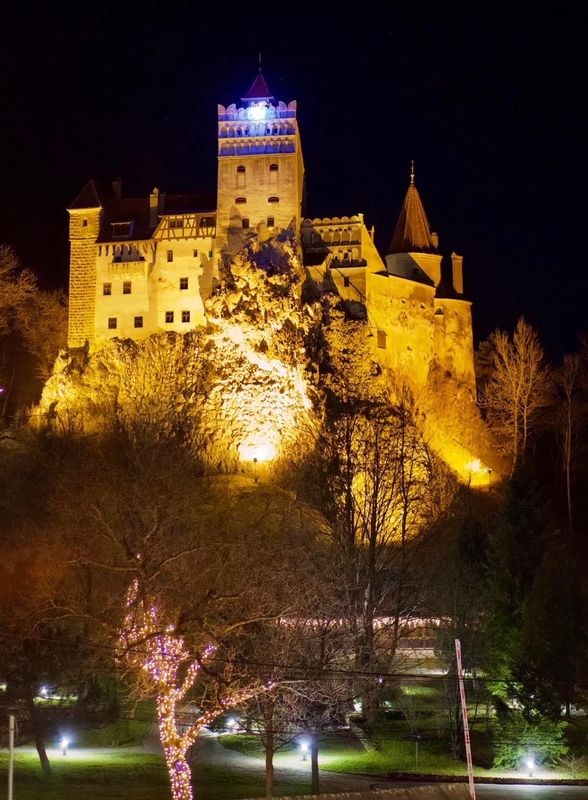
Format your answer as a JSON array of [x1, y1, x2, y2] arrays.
[[67, 68, 475, 393]]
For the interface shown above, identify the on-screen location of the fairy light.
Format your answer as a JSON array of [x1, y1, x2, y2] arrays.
[[118, 580, 271, 800]]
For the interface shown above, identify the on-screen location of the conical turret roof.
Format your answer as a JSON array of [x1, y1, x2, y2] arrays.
[[242, 69, 273, 102], [387, 174, 438, 254]]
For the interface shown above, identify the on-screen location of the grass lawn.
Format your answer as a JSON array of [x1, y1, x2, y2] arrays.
[[0, 750, 169, 800]]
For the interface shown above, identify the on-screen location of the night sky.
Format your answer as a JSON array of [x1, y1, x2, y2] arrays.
[[0, 2, 585, 359]]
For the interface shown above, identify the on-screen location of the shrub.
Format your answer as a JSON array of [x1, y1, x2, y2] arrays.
[[493, 714, 568, 769]]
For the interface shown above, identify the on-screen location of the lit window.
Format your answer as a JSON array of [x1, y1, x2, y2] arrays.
[[377, 330, 387, 349], [267, 216, 275, 228], [165, 311, 174, 323], [180, 277, 188, 290], [108, 317, 117, 329], [169, 219, 183, 229], [182, 310, 190, 323], [235, 197, 247, 204], [167, 250, 173, 262], [268, 196, 279, 203], [134, 316, 143, 328], [103, 283, 112, 296], [123, 281, 132, 295], [242, 218, 249, 229]]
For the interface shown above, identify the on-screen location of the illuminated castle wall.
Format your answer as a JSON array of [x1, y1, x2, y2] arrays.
[[67, 70, 475, 389]]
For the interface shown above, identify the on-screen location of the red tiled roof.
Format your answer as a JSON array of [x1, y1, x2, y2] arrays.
[[387, 183, 437, 254], [242, 70, 273, 101]]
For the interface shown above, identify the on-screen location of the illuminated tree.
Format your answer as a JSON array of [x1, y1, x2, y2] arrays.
[[119, 579, 269, 800], [479, 317, 551, 466]]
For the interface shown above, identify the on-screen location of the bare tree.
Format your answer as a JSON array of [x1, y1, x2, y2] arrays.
[[480, 317, 551, 466], [18, 289, 68, 381], [552, 353, 587, 532]]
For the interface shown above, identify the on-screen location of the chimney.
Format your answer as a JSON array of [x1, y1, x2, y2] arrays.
[[149, 187, 161, 228], [451, 252, 464, 295], [112, 178, 122, 200]]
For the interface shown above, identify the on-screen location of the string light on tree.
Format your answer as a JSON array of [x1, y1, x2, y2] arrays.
[[118, 580, 271, 800]]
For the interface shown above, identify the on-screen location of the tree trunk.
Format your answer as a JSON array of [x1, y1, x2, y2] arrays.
[[163, 748, 193, 800], [26, 688, 51, 776], [264, 705, 274, 798], [310, 736, 319, 795]]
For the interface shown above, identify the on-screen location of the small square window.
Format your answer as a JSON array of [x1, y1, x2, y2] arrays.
[[182, 310, 190, 323], [103, 283, 112, 296], [167, 250, 173, 262], [82, 219, 88, 227], [193, 249, 198, 258], [242, 218, 249, 229], [123, 281, 132, 294], [108, 317, 117, 329], [134, 316, 143, 329], [180, 277, 188, 290], [267, 216, 275, 228], [165, 311, 174, 323]]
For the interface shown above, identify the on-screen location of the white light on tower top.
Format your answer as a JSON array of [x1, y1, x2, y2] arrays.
[[248, 102, 267, 121]]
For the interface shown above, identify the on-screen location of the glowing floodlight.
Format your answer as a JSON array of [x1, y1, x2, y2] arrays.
[[60, 736, 70, 756], [239, 442, 276, 463], [226, 717, 237, 730], [526, 755, 535, 776], [466, 458, 482, 473], [247, 102, 267, 121], [299, 736, 310, 761]]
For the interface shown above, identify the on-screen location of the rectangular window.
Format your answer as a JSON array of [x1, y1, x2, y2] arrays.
[[242, 218, 249, 229], [181, 310, 190, 323], [82, 219, 88, 227], [179, 277, 188, 290], [123, 281, 132, 295], [108, 317, 117, 330], [377, 330, 387, 349], [169, 219, 183, 229], [167, 250, 173, 262], [103, 283, 112, 296], [165, 311, 174, 324], [343, 276, 350, 287], [134, 316, 143, 328], [193, 249, 198, 258], [267, 216, 275, 227], [208, 250, 213, 258]]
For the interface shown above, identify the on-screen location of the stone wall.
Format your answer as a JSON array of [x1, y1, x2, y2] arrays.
[[68, 209, 101, 347]]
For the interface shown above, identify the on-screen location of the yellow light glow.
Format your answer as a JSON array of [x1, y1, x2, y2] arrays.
[[466, 458, 482, 473], [239, 442, 276, 463]]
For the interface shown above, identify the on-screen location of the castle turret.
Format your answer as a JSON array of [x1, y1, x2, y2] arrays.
[[385, 164, 442, 287], [67, 180, 103, 347], [215, 67, 305, 264]]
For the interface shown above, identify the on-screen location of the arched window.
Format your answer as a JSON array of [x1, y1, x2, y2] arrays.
[[236, 164, 246, 189], [236, 165, 246, 173], [269, 163, 278, 185], [267, 196, 279, 204], [235, 197, 247, 204]]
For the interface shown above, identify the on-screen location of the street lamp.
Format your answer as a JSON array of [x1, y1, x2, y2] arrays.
[[60, 737, 69, 756], [525, 755, 535, 777], [299, 737, 310, 761]]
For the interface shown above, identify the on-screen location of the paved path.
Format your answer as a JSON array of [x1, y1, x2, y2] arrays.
[[190, 729, 382, 791]]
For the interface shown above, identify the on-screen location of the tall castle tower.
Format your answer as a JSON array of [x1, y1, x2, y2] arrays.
[[215, 69, 305, 265]]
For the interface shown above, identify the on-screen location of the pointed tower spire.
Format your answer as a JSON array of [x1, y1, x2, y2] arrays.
[[387, 166, 437, 254], [242, 59, 274, 103]]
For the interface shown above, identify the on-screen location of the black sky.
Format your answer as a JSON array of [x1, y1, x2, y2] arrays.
[[0, 1, 586, 359]]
